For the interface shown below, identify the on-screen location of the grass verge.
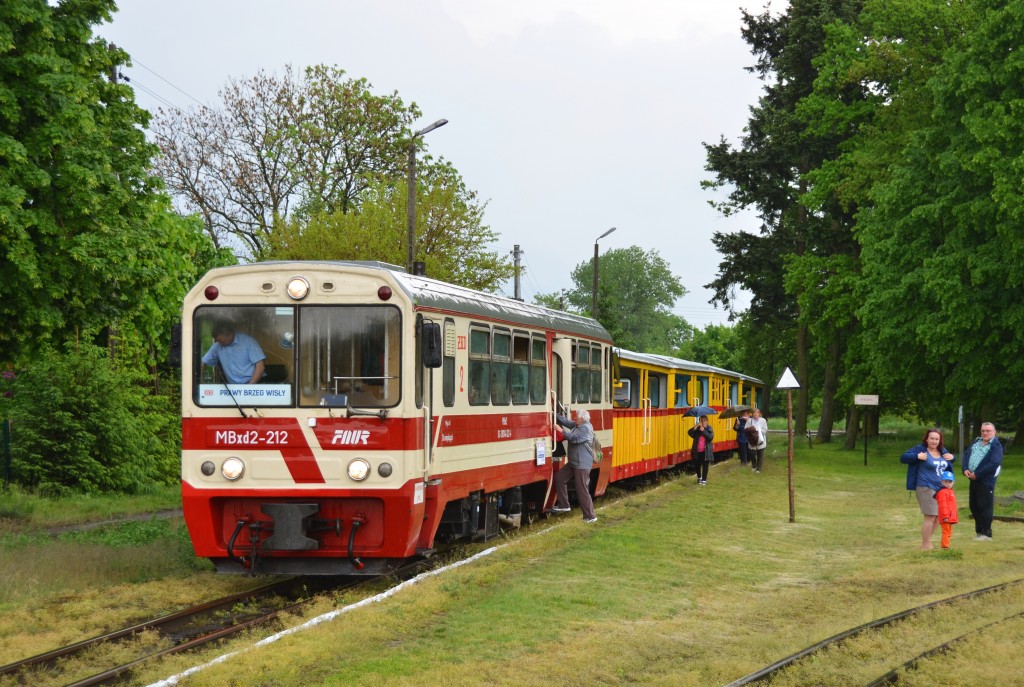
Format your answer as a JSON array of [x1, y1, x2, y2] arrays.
[[129, 440, 1024, 687]]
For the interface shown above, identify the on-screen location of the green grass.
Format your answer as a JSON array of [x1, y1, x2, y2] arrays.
[[0, 482, 181, 531], [132, 439, 1024, 687]]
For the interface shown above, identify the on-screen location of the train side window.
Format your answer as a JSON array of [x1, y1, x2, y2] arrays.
[[529, 337, 547, 404], [573, 342, 590, 404], [617, 368, 639, 408], [491, 329, 511, 405], [511, 332, 529, 405], [674, 374, 691, 408], [589, 344, 602, 403], [443, 320, 456, 407], [696, 375, 709, 406], [468, 326, 490, 405], [649, 373, 664, 408]]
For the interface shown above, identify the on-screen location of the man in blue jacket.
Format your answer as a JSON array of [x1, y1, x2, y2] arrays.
[[962, 422, 1003, 541]]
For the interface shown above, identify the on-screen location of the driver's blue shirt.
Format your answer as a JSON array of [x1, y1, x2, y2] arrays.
[[202, 332, 266, 384]]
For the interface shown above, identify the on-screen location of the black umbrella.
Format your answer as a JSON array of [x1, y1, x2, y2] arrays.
[[719, 404, 752, 419], [683, 405, 718, 417]]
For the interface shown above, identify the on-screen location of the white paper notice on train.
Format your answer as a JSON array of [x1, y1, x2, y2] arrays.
[[199, 384, 293, 406], [535, 440, 546, 466]]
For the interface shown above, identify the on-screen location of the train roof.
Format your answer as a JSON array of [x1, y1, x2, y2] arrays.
[[615, 348, 764, 385], [204, 260, 612, 343]]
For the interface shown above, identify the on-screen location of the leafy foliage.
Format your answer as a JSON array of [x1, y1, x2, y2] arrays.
[[0, 0, 226, 366], [266, 160, 513, 291], [538, 246, 690, 353], [152, 64, 420, 258], [1, 343, 179, 495]]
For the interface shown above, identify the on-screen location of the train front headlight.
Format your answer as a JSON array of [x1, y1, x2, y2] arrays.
[[221, 457, 245, 481], [347, 458, 370, 482]]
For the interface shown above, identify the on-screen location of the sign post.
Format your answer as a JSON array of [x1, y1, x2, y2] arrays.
[[854, 394, 879, 466], [777, 367, 801, 523]]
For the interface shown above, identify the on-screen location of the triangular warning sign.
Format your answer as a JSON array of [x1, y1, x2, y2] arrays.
[[776, 367, 800, 389]]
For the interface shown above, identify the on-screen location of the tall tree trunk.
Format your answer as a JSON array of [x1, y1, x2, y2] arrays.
[[816, 330, 842, 443], [843, 404, 860, 450]]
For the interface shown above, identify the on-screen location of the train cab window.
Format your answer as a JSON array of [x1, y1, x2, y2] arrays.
[[298, 306, 400, 407], [729, 381, 739, 405], [468, 327, 490, 405], [193, 305, 295, 407], [529, 337, 547, 404], [511, 333, 530, 405], [491, 330, 511, 405], [443, 321, 456, 407]]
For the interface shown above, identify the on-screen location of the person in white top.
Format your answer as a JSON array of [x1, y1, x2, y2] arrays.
[[748, 408, 768, 473]]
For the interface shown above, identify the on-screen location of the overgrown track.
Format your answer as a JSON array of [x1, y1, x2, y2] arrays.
[[0, 563, 429, 687], [723, 577, 1024, 687]]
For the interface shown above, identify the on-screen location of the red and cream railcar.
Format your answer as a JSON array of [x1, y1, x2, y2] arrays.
[[178, 261, 614, 575]]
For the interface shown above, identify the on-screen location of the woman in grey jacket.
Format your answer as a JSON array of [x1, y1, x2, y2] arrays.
[[551, 409, 598, 522]]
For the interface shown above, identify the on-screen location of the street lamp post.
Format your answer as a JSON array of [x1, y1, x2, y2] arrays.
[[407, 118, 448, 274], [592, 227, 617, 318]]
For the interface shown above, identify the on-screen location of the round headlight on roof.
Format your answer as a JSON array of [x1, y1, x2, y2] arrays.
[[221, 457, 245, 481], [347, 458, 371, 482], [286, 276, 310, 300]]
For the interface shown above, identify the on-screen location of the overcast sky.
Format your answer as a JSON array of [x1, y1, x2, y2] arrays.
[[98, 0, 773, 328]]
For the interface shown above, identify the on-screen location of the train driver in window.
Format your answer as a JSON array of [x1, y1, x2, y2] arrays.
[[202, 323, 267, 384]]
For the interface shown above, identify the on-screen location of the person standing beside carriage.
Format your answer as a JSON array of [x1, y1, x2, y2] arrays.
[[689, 415, 714, 485], [733, 409, 752, 466], [550, 409, 598, 523]]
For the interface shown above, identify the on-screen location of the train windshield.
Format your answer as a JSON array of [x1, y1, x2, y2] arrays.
[[192, 305, 401, 408]]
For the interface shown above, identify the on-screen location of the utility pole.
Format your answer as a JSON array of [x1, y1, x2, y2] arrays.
[[511, 245, 524, 301]]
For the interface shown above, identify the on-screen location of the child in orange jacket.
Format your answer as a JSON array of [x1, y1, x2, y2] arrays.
[[935, 470, 959, 549]]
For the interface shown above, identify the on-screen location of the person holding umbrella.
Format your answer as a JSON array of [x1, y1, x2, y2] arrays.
[[733, 409, 752, 466], [689, 415, 714, 485]]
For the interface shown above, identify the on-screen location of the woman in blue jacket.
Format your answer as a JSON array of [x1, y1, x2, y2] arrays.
[[900, 428, 955, 550], [962, 422, 1003, 541]]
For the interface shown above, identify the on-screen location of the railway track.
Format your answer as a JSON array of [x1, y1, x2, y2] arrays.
[[724, 577, 1024, 687], [0, 562, 430, 687]]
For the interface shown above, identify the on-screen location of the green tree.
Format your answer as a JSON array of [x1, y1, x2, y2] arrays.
[[265, 159, 513, 291], [0, 0, 206, 365], [703, 0, 863, 438], [537, 246, 689, 353], [854, 0, 1023, 429], [1, 343, 179, 494], [152, 64, 420, 257], [675, 323, 740, 371], [795, 0, 974, 437]]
